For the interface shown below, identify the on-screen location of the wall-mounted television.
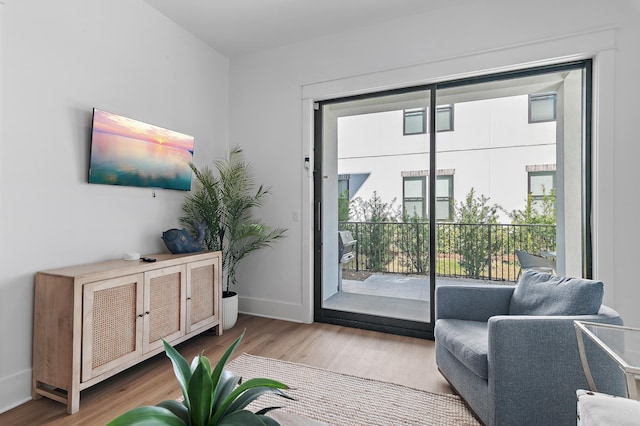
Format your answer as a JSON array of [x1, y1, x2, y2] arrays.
[[89, 108, 195, 191]]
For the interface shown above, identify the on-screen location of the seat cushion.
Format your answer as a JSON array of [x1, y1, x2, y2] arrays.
[[435, 319, 489, 379], [509, 269, 603, 316]]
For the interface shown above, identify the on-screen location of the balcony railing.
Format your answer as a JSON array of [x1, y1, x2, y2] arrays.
[[339, 221, 556, 282]]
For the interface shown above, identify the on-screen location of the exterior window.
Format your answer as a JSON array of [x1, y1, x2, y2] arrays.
[[404, 106, 454, 135], [435, 175, 454, 221], [403, 108, 426, 135], [528, 170, 556, 211], [529, 92, 557, 123], [402, 174, 453, 220], [403, 176, 426, 217], [436, 105, 454, 132], [338, 176, 349, 198], [338, 175, 350, 222]]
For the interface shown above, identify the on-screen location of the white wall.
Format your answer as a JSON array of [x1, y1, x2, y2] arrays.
[[0, 0, 229, 413], [229, 0, 640, 329]]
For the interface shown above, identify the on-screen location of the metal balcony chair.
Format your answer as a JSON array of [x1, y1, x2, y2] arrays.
[[515, 249, 556, 280]]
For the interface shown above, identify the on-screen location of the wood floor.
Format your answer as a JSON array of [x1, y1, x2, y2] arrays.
[[2, 314, 451, 425]]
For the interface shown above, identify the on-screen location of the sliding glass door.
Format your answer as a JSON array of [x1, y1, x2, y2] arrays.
[[314, 89, 434, 338], [314, 60, 591, 339]]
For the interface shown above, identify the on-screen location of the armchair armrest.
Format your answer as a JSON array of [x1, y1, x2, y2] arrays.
[[436, 284, 515, 322], [487, 310, 624, 425]]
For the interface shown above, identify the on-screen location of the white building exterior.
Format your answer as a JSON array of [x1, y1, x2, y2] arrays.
[[337, 94, 556, 223]]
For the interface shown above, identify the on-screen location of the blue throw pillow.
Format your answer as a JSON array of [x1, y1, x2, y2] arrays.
[[509, 269, 604, 315]]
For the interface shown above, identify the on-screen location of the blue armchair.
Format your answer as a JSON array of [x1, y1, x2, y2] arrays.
[[435, 270, 624, 426]]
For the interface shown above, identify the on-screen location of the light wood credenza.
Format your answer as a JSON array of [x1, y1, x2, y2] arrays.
[[32, 251, 222, 414]]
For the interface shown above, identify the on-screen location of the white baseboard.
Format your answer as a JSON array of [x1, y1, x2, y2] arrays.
[[238, 296, 308, 323], [0, 368, 32, 414]]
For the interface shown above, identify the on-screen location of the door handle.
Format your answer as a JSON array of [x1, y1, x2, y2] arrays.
[[315, 201, 321, 231]]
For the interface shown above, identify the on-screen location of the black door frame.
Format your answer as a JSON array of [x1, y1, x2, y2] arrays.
[[313, 59, 592, 340]]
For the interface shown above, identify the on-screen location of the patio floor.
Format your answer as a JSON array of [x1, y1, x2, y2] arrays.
[[322, 274, 503, 323]]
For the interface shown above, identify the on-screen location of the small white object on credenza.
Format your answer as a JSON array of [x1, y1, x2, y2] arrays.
[[123, 252, 140, 260]]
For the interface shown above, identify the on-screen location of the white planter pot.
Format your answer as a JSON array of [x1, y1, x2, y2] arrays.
[[222, 291, 238, 330]]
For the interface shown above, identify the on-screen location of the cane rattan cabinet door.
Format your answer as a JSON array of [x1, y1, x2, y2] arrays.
[[81, 274, 144, 382], [186, 257, 220, 333], [143, 265, 187, 353]]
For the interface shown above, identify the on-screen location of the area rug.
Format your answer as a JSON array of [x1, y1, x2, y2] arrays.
[[226, 353, 480, 426]]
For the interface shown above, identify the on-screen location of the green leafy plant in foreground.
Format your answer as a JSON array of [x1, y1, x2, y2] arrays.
[[108, 330, 293, 426]]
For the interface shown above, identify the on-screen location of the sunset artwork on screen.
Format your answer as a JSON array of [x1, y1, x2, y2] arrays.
[[89, 109, 195, 191]]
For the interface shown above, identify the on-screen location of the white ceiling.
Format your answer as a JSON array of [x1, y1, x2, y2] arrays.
[[144, 0, 465, 57]]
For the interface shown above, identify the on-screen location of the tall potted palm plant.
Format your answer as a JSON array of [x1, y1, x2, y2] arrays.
[[181, 147, 286, 330]]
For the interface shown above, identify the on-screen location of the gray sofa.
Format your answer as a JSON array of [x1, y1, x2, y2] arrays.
[[435, 270, 624, 426]]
